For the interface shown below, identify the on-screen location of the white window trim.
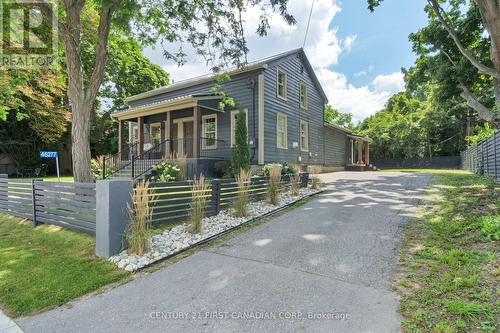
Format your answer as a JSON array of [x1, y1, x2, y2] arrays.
[[202, 114, 217, 150], [300, 120, 309, 152], [300, 81, 308, 110], [276, 68, 287, 100], [276, 113, 288, 149], [230, 109, 248, 147]]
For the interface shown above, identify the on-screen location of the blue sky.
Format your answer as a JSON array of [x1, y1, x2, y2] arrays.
[[333, 0, 428, 88], [144, 0, 429, 122]]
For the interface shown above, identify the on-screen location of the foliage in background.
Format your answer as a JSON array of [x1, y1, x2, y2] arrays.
[[231, 109, 250, 174], [214, 160, 233, 178], [267, 164, 282, 205], [325, 105, 354, 129], [189, 176, 210, 234], [151, 162, 180, 182], [234, 168, 251, 217], [126, 180, 155, 255], [262, 162, 296, 176], [465, 123, 496, 145], [358, 87, 467, 160], [90, 155, 116, 179]]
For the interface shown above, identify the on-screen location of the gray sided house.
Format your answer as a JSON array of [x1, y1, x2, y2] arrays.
[[110, 48, 372, 178]]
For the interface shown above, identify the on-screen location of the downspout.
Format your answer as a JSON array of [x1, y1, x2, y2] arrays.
[[248, 77, 257, 163]]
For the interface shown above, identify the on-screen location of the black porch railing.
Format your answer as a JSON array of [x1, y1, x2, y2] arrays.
[[102, 142, 137, 179], [103, 137, 230, 180]]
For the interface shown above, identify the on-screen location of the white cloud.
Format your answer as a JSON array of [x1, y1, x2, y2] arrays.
[[372, 72, 405, 93], [317, 69, 404, 122], [342, 34, 357, 53], [142, 0, 405, 122]]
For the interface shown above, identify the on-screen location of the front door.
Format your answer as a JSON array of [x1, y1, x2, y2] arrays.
[[183, 121, 193, 158], [172, 119, 194, 158]]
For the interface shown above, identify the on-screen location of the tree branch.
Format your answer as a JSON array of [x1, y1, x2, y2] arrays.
[[85, 0, 121, 105], [439, 48, 499, 126], [428, 0, 500, 79], [459, 83, 498, 125]]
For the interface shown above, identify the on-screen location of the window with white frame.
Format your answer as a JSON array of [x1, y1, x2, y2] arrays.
[[202, 114, 217, 149], [230, 109, 248, 147], [300, 120, 309, 151], [276, 113, 287, 149], [277, 69, 287, 99], [300, 81, 308, 109]]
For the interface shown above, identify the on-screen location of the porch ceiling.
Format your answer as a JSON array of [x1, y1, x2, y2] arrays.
[[111, 94, 223, 121]]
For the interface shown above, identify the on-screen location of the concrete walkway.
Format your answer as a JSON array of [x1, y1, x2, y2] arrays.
[[17, 172, 431, 333]]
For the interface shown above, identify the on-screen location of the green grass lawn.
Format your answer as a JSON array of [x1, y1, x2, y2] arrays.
[[0, 214, 129, 317], [42, 176, 75, 182], [379, 168, 468, 174], [395, 170, 499, 332]]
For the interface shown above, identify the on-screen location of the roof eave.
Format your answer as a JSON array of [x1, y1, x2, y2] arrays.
[[124, 63, 267, 104]]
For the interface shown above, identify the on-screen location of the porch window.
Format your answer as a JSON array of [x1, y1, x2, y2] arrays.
[[230, 109, 248, 147], [300, 81, 307, 109], [300, 120, 309, 152], [202, 114, 217, 149], [277, 69, 287, 99], [276, 113, 287, 149]]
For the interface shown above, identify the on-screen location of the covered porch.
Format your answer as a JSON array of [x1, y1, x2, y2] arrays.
[[113, 94, 231, 162], [346, 134, 374, 171]]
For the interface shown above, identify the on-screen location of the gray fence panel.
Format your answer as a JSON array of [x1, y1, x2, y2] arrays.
[[147, 173, 308, 226], [461, 131, 500, 181], [0, 175, 97, 235]]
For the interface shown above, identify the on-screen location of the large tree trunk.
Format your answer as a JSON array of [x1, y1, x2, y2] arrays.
[[71, 100, 93, 182], [60, 0, 117, 182]]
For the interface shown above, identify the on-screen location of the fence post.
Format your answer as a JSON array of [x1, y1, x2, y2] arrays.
[[131, 155, 135, 179], [95, 179, 133, 258], [102, 156, 106, 180], [299, 173, 309, 188], [211, 179, 221, 215], [0, 175, 6, 208], [31, 179, 41, 227]]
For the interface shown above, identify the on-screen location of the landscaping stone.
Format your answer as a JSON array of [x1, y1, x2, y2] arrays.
[[109, 188, 320, 271]]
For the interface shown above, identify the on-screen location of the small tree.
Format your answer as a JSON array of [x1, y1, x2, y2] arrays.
[[232, 109, 250, 174]]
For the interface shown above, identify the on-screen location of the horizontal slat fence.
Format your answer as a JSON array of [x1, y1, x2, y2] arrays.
[[148, 173, 309, 226], [0, 175, 96, 235], [34, 181, 96, 235], [462, 131, 500, 181], [0, 177, 35, 220]]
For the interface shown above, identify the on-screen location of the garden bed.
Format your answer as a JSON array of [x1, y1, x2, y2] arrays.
[[109, 187, 322, 271]]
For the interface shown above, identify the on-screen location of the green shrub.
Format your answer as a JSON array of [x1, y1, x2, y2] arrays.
[[91, 155, 116, 179], [262, 162, 296, 176], [231, 108, 250, 174], [478, 215, 500, 241], [214, 160, 232, 178], [151, 161, 180, 182]]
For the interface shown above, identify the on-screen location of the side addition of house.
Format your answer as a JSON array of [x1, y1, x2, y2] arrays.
[[110, 48, 372, 179]]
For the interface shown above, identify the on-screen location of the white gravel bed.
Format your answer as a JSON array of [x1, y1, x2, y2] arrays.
[[109, 187, 321, 271]]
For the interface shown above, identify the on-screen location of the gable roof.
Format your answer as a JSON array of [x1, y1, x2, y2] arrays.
[[124, 48, 328, 104]]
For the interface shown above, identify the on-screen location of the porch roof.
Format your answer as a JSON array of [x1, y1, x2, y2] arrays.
[[324, 122, 373, 143], [111, 94, 223, 121]]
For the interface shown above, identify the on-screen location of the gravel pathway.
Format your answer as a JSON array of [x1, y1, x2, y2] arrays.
[[17, 171, 431, 333]]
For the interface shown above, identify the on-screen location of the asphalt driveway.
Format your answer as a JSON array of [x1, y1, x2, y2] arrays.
[[17, 171, 431, 333]]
